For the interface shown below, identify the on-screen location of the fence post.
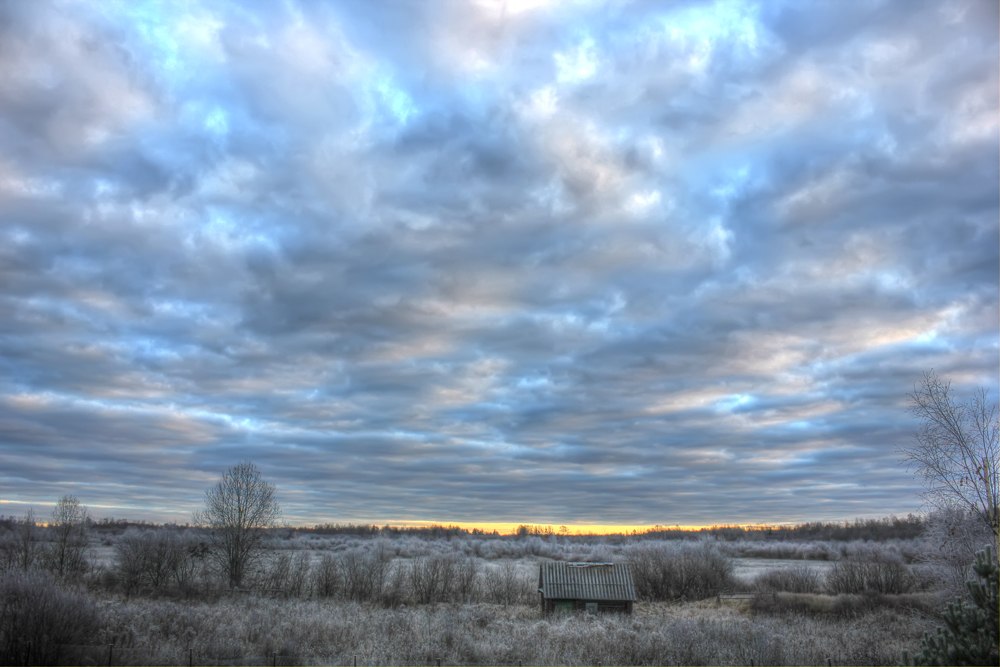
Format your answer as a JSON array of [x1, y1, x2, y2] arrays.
[[188, 647, 193, 667], [353, 655, 357, 667], [272, 651, 277, 667], [107, 643, 114, 667]]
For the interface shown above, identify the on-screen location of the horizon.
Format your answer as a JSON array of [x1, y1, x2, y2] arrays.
[[2, 495, 924, 536], [0, 1, 997, 526], [3, 508, 924, 538]]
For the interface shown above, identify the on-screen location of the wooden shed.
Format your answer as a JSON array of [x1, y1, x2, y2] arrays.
[[538, 561, 637, 614]]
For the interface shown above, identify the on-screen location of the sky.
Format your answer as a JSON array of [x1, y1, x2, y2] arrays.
[[0, 0, 997, 530]]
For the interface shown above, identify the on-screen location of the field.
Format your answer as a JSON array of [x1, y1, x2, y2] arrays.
[[2, 515, 974, 666], [77, 594, 936, 667]]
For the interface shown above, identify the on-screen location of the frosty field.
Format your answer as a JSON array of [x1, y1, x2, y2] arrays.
[[3, 516, 968, 666]]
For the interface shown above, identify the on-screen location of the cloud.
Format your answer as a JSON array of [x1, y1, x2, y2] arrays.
[[0, 0, 996, 527]]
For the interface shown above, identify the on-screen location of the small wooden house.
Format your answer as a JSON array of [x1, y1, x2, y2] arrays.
[[538, 561, 636, 614]]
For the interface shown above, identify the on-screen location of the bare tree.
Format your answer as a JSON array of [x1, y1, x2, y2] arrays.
[[15, 509, 39, 572], [904, 371, 999, 548], [195, 462, 281, 589], [921, 506, 994, 596], [48, 495, 88, 579]]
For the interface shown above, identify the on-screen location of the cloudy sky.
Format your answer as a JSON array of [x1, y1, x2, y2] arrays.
[[0, 0, 997, 529]]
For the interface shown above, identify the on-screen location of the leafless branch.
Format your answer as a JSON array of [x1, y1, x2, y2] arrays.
[[903, 371, 999, 547]]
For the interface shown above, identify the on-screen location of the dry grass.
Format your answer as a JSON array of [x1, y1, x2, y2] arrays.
[[749, 591, 939, 617], [79, 595, 938, 666]]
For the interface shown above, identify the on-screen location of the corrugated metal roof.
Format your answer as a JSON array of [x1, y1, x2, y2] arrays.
[[539, 561, 637, 602]]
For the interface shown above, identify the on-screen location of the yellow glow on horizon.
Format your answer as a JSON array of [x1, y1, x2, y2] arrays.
[[329, 520, 780, 535]]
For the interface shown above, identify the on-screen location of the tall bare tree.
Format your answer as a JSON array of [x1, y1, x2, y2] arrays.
[[48, 495, 89, 579], [195, 462, 281, 589], [904, 371, 999, 548]]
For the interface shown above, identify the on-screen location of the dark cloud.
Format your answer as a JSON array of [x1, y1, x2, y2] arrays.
[[0, 0, 996, 527]]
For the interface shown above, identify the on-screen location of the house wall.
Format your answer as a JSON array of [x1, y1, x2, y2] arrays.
[[541, 598, 633, 614]]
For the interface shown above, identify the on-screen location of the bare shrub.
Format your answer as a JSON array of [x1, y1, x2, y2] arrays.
[[0, 570, 102, 665], [339, 543, 392, 603], [46, 495, 88, 580], [754, 564, 824, 594], [401, 554, 480, 604], [14, 510, 40, 573], [114, 530, 146, 596], [826, 558, 915, 595], [313, 553, 339, 598], [173, 534, 211, 593], [0, 532, 14, 574], [286, 550, 311, 597], [452, 556, 479, 602], [262, 552, 292, 596], [259, 550, 311, 597], [482, 561, 532, 605], [407, 554, 454, 604], [627, 542, 735, 600], [114, 529, 203, 596]]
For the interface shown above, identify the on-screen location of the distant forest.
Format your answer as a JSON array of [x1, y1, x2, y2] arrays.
[[0, 513, 926, 542]]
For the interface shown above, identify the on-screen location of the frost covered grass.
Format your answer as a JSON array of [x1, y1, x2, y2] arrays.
[[85, 596, 936, 666]]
